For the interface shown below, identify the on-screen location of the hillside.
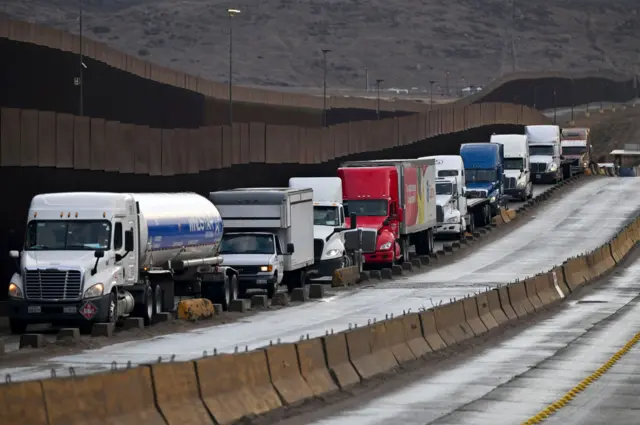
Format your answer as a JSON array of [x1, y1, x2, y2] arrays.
[[5, 0, 640, 92]]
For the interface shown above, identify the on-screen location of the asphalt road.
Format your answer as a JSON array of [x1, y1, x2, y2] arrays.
[[1, 177, 638, 382]]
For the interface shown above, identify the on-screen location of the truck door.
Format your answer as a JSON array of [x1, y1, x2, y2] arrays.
[[113, 218, 137, 284]]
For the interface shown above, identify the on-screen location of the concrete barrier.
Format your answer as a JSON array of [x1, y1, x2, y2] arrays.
[[345, 323, 398, 379], [487, 289, 509, 325], [42, 366, 166, 425], [492, 215, 505, 226], [177, 298, 215, 321], [498, 286, 518, 320], [550, 266, 571, 296], [419, 309, 448, 350], [331, 265, 360, 287], [463, 297, 487, 336], [500, 208, 512, 224], [433, 300, 473, 345], [524, 277, 545, 311], [506, 209, 517, 220], [534, 273, 562, 306], [295, 338, 339, 397], [151, 361, 212, 425], [0, 380, 48, 425], [266, 343, 314, 405], [402, 313, 432, 357], [562, 256, 590, 291], [322, 332, 360, 389], [507, 281, 534, 317], [197, 351, 281, 425], [385, 316, 417, 364], [475, 292, 499, 330]]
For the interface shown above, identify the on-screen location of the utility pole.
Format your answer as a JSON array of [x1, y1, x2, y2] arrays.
[[78, 0, 84, 116], [376, 79, 384, 120], [227, 8, 241, 126], [553, 88, 557, 124], [445, 70, 449, 97], [322, 49, 331, 127], [429, 80, 436, 109]]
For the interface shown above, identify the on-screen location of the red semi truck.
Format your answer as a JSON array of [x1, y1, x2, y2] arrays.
[[337, 158, 438, 268]]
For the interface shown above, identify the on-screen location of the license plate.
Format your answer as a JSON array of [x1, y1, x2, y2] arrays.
[[63, 306, 77, 314], [28, 306, 41, 314], [256, 279, 267, 284], [536, 174, 541, 179]]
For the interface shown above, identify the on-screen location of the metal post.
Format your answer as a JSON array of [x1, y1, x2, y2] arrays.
[[376, 79, 384, 120], [570, 79, 575, 122], [79, 0, 83, 116], [533, 85, 537, 109], [322, 49, 331, 127], [365, 67, 369, 92], [553, 89, 557, 124], [429, 80, 436, 110], [227, 8, 241, 126], [445, 71, 449, 97]]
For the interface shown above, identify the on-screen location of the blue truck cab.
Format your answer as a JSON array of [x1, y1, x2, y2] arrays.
[[460, 143, 505, 215]]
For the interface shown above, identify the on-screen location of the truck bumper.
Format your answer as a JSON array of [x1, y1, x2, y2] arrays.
[[505, 188, 526, 199], [531, 172, 557, 183], [435, 223, 462, 235], [363, 250, 394, 265], [307, 257, 345, 278], [237, 274, 278, 289], [7, 294, 112, 325]]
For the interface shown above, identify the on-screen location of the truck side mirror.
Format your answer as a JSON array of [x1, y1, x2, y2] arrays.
[[396, 207, 404, 222], [9, 250, 19, 259], [124, 230, 134, 252], [286, 243, 295, 254], [94, 250, 105, 259], [349, 212, 357, 229], [92, 249, 105, 276]]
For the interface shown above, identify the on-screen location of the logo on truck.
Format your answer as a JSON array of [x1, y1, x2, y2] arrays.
[[188, 215, 222, 235]]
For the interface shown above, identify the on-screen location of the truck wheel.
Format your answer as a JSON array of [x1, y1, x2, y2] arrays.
[[426, 229, 435, 254], [483, 204, 491, 226], [219, 274, 238, 310], [467, 215, 475, 233], [9, 318, 27, 335], [107, 290, 118, 324], [267, 272, 278, 299], [153, 285, 163, 316], [133, 286, 153, 326]]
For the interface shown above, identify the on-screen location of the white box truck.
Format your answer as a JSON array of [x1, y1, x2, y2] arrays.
[[209, 188, 314, 296], [490, 134, 533, 201], [526, 125, 563, 183], [289, 177, 350, 280], [6, 192, 238, 334]]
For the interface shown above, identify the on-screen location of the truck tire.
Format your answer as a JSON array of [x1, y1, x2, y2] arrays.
[[133, 285, 153, 326], [152, 285, 163, 317], [9, 318, 27, 335], [286, 269, 306, 293], [107, 290, 118, 324], [467, 215, 475, 233], [267, 272, 278, 299], [218, 274, 238, 310]]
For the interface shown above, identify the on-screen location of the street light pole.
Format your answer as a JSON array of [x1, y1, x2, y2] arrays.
[[429, 80, 436, 109], [79, 0, 84, 116], [227, 8, 241, 126], [445, 71, 449, 97], [322, 49, 331, 127], [570, 79, 575, 123], [553, 88, 557, 124], [365, 67, 369, 92], [376, 79, 384, 120]]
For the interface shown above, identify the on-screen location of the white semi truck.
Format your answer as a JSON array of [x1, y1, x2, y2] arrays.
[[526, 125, 564, 183], [209, 188, 314, 296], [7, 192, 238, 334], [490, 134, 533, 201], [288, 177, 350, 280]]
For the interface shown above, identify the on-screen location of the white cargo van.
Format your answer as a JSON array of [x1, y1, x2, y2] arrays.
[[490, 134, 533, 201], [289, 177, 349, 279], [209, 188, 314, 297], [526, 125, 563, 183]]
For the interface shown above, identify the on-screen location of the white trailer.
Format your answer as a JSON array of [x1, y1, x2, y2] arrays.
[[209, 188, 314, 295], [7, 192, 237, 334]]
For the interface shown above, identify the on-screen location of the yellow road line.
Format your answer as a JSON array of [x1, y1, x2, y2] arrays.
[[521, 331, 640, 424]]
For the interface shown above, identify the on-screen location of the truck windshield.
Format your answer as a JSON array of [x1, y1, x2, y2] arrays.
[[504, 158, 524, 170], [343, 200, 388, 217], [562, 146, 587, 155], [529, 145, 554, 156], [25, 220, 112, 251], [220, 234, 275, 255], [436, 182, 453, 195], [314, 206, 339, 226], [438, 170, 458, 177], [465, 169, 495, 183]]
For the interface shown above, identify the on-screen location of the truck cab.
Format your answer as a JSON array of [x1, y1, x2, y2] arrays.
[[490, 134, 533, 201], [561, 127, 591, 174], [526, 125, 563, 183], [459, 143, 504, 216], [289, 177, 349, 279]]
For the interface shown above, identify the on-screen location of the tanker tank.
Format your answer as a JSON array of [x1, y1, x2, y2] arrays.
[[132, 193, 224, 269]]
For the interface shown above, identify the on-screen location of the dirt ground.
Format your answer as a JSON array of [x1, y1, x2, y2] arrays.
[[4, 1, 640, 90]]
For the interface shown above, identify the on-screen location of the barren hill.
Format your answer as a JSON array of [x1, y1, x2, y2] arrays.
[[5, 0, 640, 92]]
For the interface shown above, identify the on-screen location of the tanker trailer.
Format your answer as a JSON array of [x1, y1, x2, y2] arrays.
[[6, 192, 238, 334]]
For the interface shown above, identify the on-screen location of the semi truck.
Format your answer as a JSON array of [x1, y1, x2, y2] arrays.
[[561, 127, 591, 175], [7, 192, 237, 334], [209, 188, 314, 296], [337, 158, 437, 268], [459, 143, 505, 224], [288, 177, 350, 280], [526, 125, 564, 183], [490, 134, 533, 201]]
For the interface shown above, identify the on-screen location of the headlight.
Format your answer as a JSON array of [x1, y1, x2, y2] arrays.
[[490, 196, 496, 203], [517, 179, 526, 188], [547, 162, 558, 172], [260, 265, 273, 272], [446, 217, 458, 223], [324, 249, 341, 258], [8, 283, 23, 299], [83, 283, 104, 298], [379, 242, 392, 250]]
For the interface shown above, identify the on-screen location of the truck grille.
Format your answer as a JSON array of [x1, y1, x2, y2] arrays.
[[234, 266, 261, 275], [466, 190, 485, 198], [24, 269, 82, 300], [504, 177, 517, 189], [314, 239, 325, 260], [436, 205, 444, 223], [531, 163, 547, 173]]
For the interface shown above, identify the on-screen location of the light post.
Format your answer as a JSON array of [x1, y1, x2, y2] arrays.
[[227, 8, 241, 126], [429, 80, 436, 109], [445, 70, 449, 97], [553, 88, 557, 124], [78, 0, 84, 116], [365, 67, 369, 92], [376, 79, 384, 120], [322, 49, 331, 127]]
